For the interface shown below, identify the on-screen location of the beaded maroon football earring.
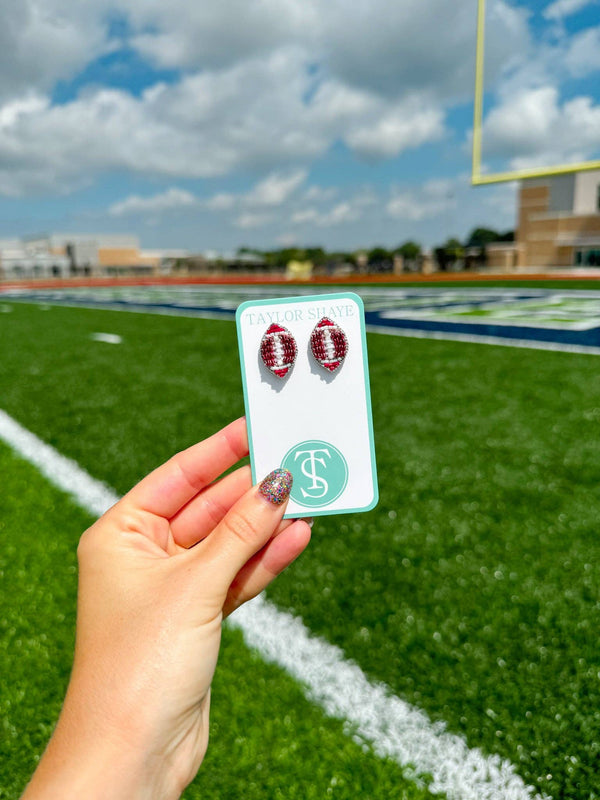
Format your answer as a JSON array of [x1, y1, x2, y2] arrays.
[[310, 317, 348, 373], [260, 323, 298, 378]]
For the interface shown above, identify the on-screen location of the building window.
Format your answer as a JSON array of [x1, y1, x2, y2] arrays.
[[579, 249, 600, 267]]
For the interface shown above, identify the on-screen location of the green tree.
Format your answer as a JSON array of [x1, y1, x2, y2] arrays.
[[445, 237, 464, 260], [368, 247, 392, 264], [465, 227, 501, 247], [395, 241, 421, 260], [304, 247, 327, 267], [498, 230, 515, 242]]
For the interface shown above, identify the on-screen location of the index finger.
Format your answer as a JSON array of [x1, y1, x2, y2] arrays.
[[123, 418, 248, 519]]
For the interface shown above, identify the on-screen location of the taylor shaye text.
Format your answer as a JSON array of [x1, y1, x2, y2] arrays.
[[244, 304, 356, 327]]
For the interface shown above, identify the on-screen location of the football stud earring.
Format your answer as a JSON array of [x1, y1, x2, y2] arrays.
[[260, 323, 298, 378], [310, 317, 348, 373]]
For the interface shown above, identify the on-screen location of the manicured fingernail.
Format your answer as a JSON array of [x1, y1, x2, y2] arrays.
[[259, 468, 293, 505], [302, 517, 314, 528]]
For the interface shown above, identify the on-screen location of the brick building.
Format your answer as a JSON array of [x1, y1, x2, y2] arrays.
[[0, 234, 187, 278], [516, 169, 600, 268]]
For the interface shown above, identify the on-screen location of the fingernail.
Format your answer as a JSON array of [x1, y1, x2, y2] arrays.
[[259, 468, 293, 505], [302, 517, 314, 528]]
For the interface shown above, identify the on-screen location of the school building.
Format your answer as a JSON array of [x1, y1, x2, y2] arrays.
[[488, 169, 600, 271]]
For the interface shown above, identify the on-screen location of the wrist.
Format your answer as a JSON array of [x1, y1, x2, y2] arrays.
[[21, 703, 182, 800]]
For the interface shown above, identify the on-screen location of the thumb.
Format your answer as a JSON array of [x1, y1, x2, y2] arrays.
[[194, 468, 294, 599]]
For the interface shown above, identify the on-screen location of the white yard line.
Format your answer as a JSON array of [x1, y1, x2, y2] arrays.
[[0, 408, 548, 800]]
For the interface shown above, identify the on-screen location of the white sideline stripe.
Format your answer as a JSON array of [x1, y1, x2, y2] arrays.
[[0, 408, 548, 800], [366, 323, 600, 356], [230, 596, 547, 800], [0, 410, 118, 517]]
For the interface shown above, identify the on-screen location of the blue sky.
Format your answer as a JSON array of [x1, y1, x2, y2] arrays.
[[0, 0, 598, 253]]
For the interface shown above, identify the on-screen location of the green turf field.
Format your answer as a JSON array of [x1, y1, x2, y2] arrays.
[[1, 299, 600, 799]]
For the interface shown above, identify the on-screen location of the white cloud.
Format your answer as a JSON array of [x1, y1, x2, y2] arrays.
[[202, 171, 308, 217], [0, 45, 446, 195], [0, 0, 113, 102], [291, 192, 375, 227], [564, 26, 600, 78], [482, 85, 600, 168], [276, 232, 298, 246], [291, 208, 319, 225], [108, 187, 197, 216], [303, 185, 338, 203], [203, 192, 236, 211], [309, 79, 446, 159], [543, 0, 597, 20], [243, 169, 307, 206], [127, 0, 317, 71], [118, 0, 526, 105], [345, 102, 444, 160], [321, 202, 360, 225], [387, 180, 456, 222], [0, 49, 329, 195], [234, 212, 273, 229], [0, 0, 529, 186]]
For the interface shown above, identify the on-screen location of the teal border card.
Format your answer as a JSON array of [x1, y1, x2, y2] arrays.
[[236, 292, 378, 518]]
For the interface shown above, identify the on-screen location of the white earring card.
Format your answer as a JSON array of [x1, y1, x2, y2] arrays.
[[236, 292, 378, 518]]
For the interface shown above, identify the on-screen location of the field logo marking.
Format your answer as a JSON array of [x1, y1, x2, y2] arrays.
[[5, 285, 600, 354], [0, 408, 548, 800]]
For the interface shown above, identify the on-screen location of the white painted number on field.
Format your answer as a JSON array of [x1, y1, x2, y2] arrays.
[[91, 332, 122, 344]]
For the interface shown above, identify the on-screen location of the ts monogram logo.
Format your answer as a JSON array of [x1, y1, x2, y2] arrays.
[[281, 440, 348, 509]]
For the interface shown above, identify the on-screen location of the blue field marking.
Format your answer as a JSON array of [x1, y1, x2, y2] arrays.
[[5, 285, 600, 353]]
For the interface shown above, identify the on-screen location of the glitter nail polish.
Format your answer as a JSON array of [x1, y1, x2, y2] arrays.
[[259, 468, 293, 505]]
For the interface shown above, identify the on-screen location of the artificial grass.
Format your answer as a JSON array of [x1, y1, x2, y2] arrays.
[[0, 444, 83, 798], [1, 299, 600, 798], [0, 444, 430, 800]]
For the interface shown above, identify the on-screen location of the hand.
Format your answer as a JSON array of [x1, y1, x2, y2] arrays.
[[22, 418, 311, 800]]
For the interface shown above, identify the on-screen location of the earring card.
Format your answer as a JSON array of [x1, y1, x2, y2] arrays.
[[236, 292, 378, 518]]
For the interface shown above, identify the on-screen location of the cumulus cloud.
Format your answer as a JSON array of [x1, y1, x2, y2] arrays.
[[482, 85, 600, 167], [492, 21, 600, 107], [203, 192, 236, 211], [563, 26, 600, 78], [0, 49, 327, 194], [387, 180, 456, 222], [303, 185, 338, 203], [317, 0, 528, 103], [344, 101, 444, 160], [243, 169, 307, 206], [128, 0, 317, 71], [1, 0, 592, 231], [0, 0, 534, 197], [291, 208, 320, 225], [234, 212, 273, 229], [109, 187, 197, 216], [202, 170, 308, 215], [291, 191, 376, 227], [0, 0, 113, 102], [115, 0, 526, 104], [543, 0, 597, 20], [0, 37, 451, 198]]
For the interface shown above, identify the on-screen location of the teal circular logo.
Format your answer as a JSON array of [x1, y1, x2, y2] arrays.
[[281, 440, 348, 508]]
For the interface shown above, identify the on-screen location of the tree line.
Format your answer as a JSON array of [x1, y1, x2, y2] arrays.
[[238, 227, 514, 272]]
